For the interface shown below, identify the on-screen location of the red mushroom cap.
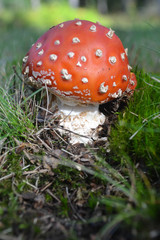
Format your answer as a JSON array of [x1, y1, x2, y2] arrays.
[[127, 72, 137, 93], [22, 20, 136, 104]]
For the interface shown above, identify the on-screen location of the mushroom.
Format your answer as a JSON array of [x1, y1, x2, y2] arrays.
[[22, 20, 137, 144]]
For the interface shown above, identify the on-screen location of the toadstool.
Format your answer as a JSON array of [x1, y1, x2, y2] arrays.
[[22, 19, 137, 144]]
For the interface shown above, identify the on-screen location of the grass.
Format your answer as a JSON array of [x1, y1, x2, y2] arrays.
[[110, 70, 160, 168], [0, 1, 160, 240]]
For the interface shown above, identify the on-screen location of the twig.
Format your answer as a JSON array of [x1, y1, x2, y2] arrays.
[[0, 169, 48, 182], [46, 189, 61, 203], [0, 173, 15, 182], [129, 111, 139, 117], [36, 135, 52, 151], [35, 104, 54, 115], [35, 127, 51, 136], [12, 65, 24, 82], [66, 187, 86, 222], [151, 76, 160, 83], [44, 83, 50, 124], [41, 181, 53, 192], [61, 148, 75, 157], [23, 180, 38, 190], [23, 169, 48, 176], [51, 129, 69, 145]]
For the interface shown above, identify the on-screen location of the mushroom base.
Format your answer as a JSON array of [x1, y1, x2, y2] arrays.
[[53, 99, 106, 145]]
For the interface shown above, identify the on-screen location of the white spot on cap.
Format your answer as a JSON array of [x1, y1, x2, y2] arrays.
[[118, 89, 122, 97], [95, 49, 102, 57], [67, 52, 75, 58], [126, 87, 131, 93], [121, 53, 125, 61], [59, 23, 64, 28], [23, 56, 28, 63], [128, 65, 132, 70], [61, 69, 72, 80], [28, 76, 33, 82], [24, 66, 29, 74], [76, 61, 82, 67], [122, 75, 128, 81], [130, 79, 135, 86], [113, 82, 116, 87], [81, 56, 87, 62], [53, 80, 57, 85], [72, 37, 80, 43], [109, 56, 116, 64], [75, 21, 82, 26], [111, 92, 118, 98], [32, 71, 41, 78], [81, 77, 88, 83], [64, 91, 73, 96], [37, 61, 42, 66], [42, 79, 52, 85], [110, 89, 123, 98], [125, 48, 128, 56], [74, 90, 83, 95], [106, 28, 115, 39], [38, 49, 44, 55], [36, 42, 42, 49], [99, 82, 108, 94], [54, 40, 60, 45], [50, 54, 58, 61], [90, 25, 96, 32]]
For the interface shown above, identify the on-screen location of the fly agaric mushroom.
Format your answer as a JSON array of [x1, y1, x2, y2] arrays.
[[22, 19, 137, 144]]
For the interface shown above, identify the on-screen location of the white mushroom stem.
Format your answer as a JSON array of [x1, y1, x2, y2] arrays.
[[51, 97, 105, 145]]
